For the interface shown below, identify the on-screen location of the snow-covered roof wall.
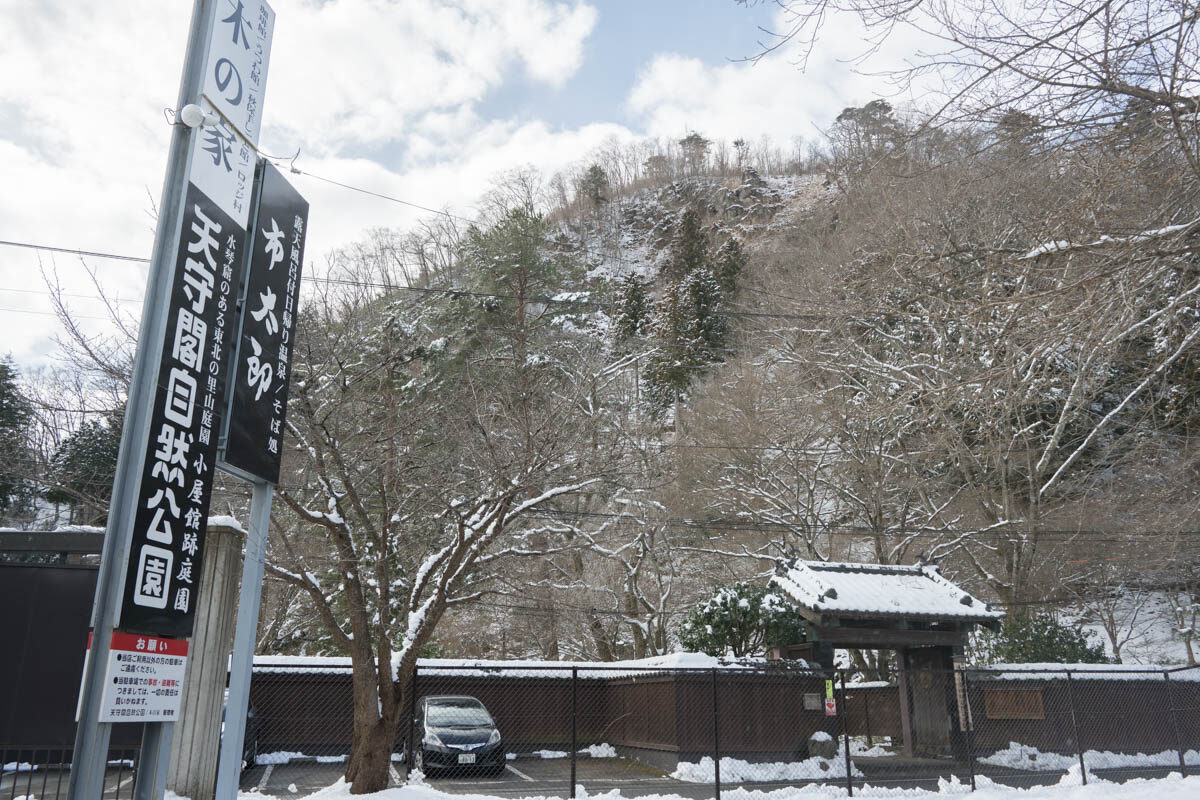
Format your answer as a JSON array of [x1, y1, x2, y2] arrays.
[[770, 560, 1004, 622], [251, 652, 801, 677], [967, 663, 1200, 682]]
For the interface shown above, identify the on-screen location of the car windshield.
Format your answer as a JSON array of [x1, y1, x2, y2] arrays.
[[426, 700, 492, 727]]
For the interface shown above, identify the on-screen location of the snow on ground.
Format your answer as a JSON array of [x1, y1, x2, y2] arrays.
[[257, 751, 404, 765], [671, 753, 864, 782], [849, 737, 894, 758], [232, 772, 1200, 800], [527, 745, 620, 759], [978, 742, 1200, 771]]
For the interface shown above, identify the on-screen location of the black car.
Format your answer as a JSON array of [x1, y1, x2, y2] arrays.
[[413, 695, 505, 776]]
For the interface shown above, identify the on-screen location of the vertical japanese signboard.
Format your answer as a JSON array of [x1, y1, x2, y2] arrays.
[[221, 162, 308, 484], [118, 126, 250, 639], [203, 0, 275, 143], [115, 0, 273, 644]]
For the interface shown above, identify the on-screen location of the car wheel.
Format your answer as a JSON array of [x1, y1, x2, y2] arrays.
[[414, 748, 431, 777]]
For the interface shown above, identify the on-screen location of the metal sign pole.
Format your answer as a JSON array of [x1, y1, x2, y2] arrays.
[[68, 2, 215, 797], [214, 480, 273, 798]]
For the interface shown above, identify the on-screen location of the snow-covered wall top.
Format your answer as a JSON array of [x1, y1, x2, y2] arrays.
[[770, 560, 1004, 622], [968, 663, 1200, 682], [251, 652, 807, 676]]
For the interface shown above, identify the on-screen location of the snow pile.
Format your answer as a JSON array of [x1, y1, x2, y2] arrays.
[[850, 738, 894, 758], [579, 743, 618, 758], [977, 743, 1078, 771], [531, 750, 568, 759], [257, 751, 405, 765], [671, 753, 864, 782], [528, 744, 619, 759], [3, 762, 34, 773], [259, 751, 311, 765], [979, 742, 1200, 771]]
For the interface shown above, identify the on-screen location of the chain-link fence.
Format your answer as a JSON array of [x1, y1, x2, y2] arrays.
[[4, 662, 1195, 798], [233, 661, 1200, 798]]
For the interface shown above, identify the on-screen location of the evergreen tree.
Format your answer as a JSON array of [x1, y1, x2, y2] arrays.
[[578, 164, 609, 209], [644, 267, 730, 413], [666, 208, 708, 281], [46, 409, 122, 525], [714, 237, 747, 294], [0, 357, 33, 515], [678, 131, 711, 175], [614, 274, 651, 340], [678, 581, 808, 657], [974, 612, 1110, 664]]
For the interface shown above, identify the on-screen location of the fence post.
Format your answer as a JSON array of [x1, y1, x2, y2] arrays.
[[962, 668, 976, 791], [712, 667, 721, 800], [405, 666, 418, 780], [839, 671, 854, 798], [864, 686, 873, 747], [1065, 670, 1087, 785], [1164, 671, 1188, 776], [571, 666, 578, 799]]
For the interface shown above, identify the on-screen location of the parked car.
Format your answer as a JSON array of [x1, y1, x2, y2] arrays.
[[413, 695, 505, 776]]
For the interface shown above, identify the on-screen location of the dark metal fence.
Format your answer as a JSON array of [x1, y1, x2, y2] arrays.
[[232, 661, 1200, 798], [4, 662, 1196, 798], [0, 744, 140, 799]]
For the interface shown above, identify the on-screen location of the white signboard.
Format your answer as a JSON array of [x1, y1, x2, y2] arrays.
[[97, 632, 189, 722], [203, 0, 275, 145], [189, 98, 254, 230]]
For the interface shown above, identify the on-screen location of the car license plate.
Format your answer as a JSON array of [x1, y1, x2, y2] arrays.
[[457, 753, 476, 764]]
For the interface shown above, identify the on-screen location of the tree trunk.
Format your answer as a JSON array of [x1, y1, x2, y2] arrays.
[[346, 710, 396, 794], [345, 714, 396, 791], [344, 661, 397, 794]]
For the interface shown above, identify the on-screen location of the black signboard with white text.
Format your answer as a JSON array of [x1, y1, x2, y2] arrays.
[[119, 182, 245, 638], [221, 161, 307, 485]]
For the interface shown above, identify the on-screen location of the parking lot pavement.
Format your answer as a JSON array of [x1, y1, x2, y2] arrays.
[[426, 755, 698, 799], [241, 755, 715, 800]]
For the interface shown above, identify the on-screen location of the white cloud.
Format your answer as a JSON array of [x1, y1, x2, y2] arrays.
[[0, 0, 602, 368], [266, 0, 597, 153], [626, 9, 934, 145]]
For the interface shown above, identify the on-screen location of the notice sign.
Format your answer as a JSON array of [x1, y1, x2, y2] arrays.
[[119, 153, 248, 638], [824, 679, 837, 716], [98, 632, 189, 722], [221, 161, 308, 484]]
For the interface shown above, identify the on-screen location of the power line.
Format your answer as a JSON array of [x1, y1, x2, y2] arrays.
[[0, 238, 151, 264], [0, 237, 832, 322], [0, 305, 119, 322]]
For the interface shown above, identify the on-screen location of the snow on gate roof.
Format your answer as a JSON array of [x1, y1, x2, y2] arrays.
[[770, 560, 1004, 622]]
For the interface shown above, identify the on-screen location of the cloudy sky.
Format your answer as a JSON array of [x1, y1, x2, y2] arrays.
[[0, 0, 909, 369]]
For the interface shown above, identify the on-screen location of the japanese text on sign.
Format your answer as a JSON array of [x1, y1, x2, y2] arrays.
[[221, 161, 308, 485], [202, 0, 275, 144], [120, 179, 246, 638]]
